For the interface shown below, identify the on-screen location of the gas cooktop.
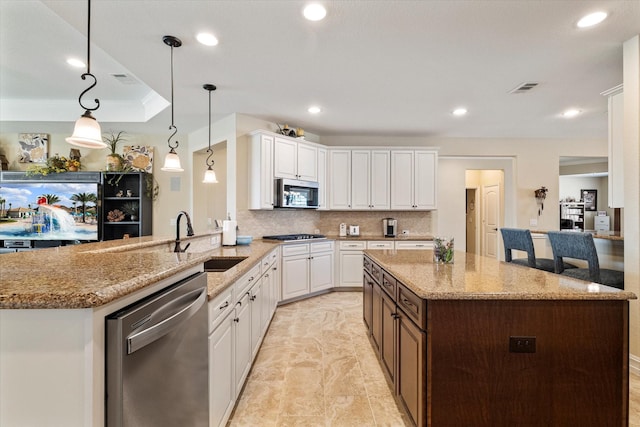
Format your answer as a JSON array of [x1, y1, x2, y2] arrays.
[[263, 234, 326, 242]]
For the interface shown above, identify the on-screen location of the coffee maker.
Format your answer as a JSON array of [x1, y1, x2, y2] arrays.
[[383, 218, 397, 237]]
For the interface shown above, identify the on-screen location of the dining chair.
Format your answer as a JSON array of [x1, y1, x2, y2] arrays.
[[500, 228, 575, 273], [547, 231, 624, 290]]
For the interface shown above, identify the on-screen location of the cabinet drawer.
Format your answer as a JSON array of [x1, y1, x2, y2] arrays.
[[235, 263, 261, 298], [367, 241, 394, 249], [397, 283, 426, 329], [340, 241, 366, 250], [363, 255, 373, 273], [395, 241, 433, 250], [371, 261, 382, 284], [381, 270, 397, 299], [282, 243, 310, 257], [311, 240, 334, 253], [208, 287, 234, 333]]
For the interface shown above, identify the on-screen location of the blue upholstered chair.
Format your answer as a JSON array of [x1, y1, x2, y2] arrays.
[[547, 231, 624, 290], [500, 228, 575, 273]]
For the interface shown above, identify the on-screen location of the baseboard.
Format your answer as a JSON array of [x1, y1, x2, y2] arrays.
[[630, 353, 640, 376]]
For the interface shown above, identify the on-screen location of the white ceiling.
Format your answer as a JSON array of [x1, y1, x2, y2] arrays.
[[1, 0, 639, 139]]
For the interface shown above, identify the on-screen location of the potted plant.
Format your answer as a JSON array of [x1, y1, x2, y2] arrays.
[[103, 131, 127, 171], [120, 201, 139, 221]]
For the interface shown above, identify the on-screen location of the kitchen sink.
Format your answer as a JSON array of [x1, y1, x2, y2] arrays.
[[204, 257, 248, 272]]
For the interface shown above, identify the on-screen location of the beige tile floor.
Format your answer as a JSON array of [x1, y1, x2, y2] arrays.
[[229, 291, 640, 427]]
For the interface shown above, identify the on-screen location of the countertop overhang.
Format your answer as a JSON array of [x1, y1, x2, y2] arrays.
[[364, 249, 636, 301]]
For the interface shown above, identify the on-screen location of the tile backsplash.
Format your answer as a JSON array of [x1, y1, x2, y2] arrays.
[[236, 209, 433, 238]]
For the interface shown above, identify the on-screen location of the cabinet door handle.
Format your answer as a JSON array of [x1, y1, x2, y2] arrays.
[[219, 301, 229, 310], [233, 317, 239, 323], [235, 301, 242, 307]]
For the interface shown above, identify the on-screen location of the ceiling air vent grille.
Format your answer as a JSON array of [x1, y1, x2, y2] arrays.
[[111, 73, 139, 85], [509, 82, 539, 94]]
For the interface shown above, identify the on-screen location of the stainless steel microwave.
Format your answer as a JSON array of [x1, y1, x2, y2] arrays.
[[275, 178, 319, 209]]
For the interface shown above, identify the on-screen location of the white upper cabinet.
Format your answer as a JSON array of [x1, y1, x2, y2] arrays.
[[329, 150, 352, 209], [274, 136, 318, 182], [605, 86, 624, 208], [248, 132, 274, 210], [391, 150, 437, 210], [317, 147, 328, 210], [351, 150, 390, 210]]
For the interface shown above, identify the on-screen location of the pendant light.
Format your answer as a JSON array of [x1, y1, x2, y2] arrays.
[[202, 84, 218, 183], [66, 0, 107, 149], [160, 35, 184, 172]]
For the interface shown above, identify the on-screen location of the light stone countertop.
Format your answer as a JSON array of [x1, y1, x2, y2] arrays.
[[326, 234, 433, 241], [532, 230, 624, 241], [364, 249, 636, 301], [0, 234, 280, 309]]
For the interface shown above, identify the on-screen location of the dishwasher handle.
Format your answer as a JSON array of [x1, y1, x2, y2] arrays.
[[127, 287, 207, 354]]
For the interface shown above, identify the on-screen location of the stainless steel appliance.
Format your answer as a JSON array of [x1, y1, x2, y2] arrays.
[[383, 218, 397, 237], [263, 233, 326, 242], [274, 178, 320, 209], [106, 272, 208, 427]]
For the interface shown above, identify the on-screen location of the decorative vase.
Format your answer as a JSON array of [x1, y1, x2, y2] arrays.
[[67, 165, 78, 172], [433, 236, 454, 264], [106, 155, 122, 171]]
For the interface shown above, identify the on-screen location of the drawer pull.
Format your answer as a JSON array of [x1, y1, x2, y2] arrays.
[[402, 297, 417, 309], [219, 301, 229, 310]]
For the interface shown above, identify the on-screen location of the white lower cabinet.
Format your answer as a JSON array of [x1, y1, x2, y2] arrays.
[[395, 240, 433, 250], [208, 249, 279, 427], [338, 241, 366, 287], [281, 241, 335, 301], [208, 311, 235, 427]]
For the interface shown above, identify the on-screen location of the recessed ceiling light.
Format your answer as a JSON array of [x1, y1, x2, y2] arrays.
[[66, 58, 86, 68], [577, 11, 608, 28], [452, 108, 468, 116], [562, 109, 581, 118], [303, 4, 327, 21], [196, 32, 219, 46], [308, 106, 322, 114]]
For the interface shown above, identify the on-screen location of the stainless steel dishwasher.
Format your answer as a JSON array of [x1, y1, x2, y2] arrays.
[[106, 272, 208, 427]]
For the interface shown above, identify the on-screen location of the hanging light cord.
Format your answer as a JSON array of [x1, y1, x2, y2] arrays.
[[205, 85, 215, 167], [78, 0, 99, 112], [167, 42, 179, 150]]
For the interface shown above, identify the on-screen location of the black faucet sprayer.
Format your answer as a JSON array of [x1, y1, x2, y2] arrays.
[[174, 210, 194, 252]]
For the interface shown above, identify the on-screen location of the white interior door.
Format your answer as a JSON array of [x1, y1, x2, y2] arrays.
[[483, 184, 500, 258]]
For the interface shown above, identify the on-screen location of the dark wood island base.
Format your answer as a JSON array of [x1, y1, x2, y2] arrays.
[[363, 251, 634, 427]]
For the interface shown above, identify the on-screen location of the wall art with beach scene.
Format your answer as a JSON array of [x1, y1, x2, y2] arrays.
[[0, 181, 99, 241]]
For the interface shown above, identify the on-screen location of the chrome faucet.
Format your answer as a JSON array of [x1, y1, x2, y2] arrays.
[[174, 211, 195, 253]]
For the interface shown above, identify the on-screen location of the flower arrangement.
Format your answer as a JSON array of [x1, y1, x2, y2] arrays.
[[433, 236, 454, 264], [26, 154, 81, 176]]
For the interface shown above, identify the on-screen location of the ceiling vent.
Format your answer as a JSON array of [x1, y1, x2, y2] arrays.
[[509, 82, 539, 94], [111, 73, 139, 85]]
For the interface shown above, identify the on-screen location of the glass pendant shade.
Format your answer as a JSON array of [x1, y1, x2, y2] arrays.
[[66, 111, 106, 148], [161, 148, 184, 172], [203, 167, 218, 183]]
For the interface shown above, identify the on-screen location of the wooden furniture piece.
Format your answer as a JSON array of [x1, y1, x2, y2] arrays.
[[101, 172, 152, 240], [363, 250, 633, 427], [547, 231, 625, 289]]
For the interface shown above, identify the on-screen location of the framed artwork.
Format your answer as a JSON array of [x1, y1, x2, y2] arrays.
[[123, 145, 153, 173], [581, 189, 597, 211], [18, 133, 48, 163]]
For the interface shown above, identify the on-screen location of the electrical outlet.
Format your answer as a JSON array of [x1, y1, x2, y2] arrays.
[[509, 336, 536, 353], [207, 218, 212, 225], [529, 218, 538, 227], [170, 218, 176, 226]]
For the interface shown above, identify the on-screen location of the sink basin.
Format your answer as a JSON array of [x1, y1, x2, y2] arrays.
[[204, 257, 248, 272]]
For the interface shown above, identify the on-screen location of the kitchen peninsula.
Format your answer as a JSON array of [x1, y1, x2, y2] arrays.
[[363, 249, 636, 427], [0, 233, 280, 426]]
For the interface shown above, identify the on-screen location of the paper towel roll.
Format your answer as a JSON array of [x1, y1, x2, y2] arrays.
[[222, 220, 237, 246]]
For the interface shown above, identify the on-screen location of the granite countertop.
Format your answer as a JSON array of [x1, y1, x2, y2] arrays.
[[532, 230, 624, 242], [0, 234, 280, 309], [364, 249, 636, 301]]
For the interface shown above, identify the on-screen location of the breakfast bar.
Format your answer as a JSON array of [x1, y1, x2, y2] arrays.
[[363, 249, 636, 427]]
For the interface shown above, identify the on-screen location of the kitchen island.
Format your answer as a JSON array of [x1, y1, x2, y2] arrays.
[[363, 249, 636, 427], [0, 233, 280, 427]]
